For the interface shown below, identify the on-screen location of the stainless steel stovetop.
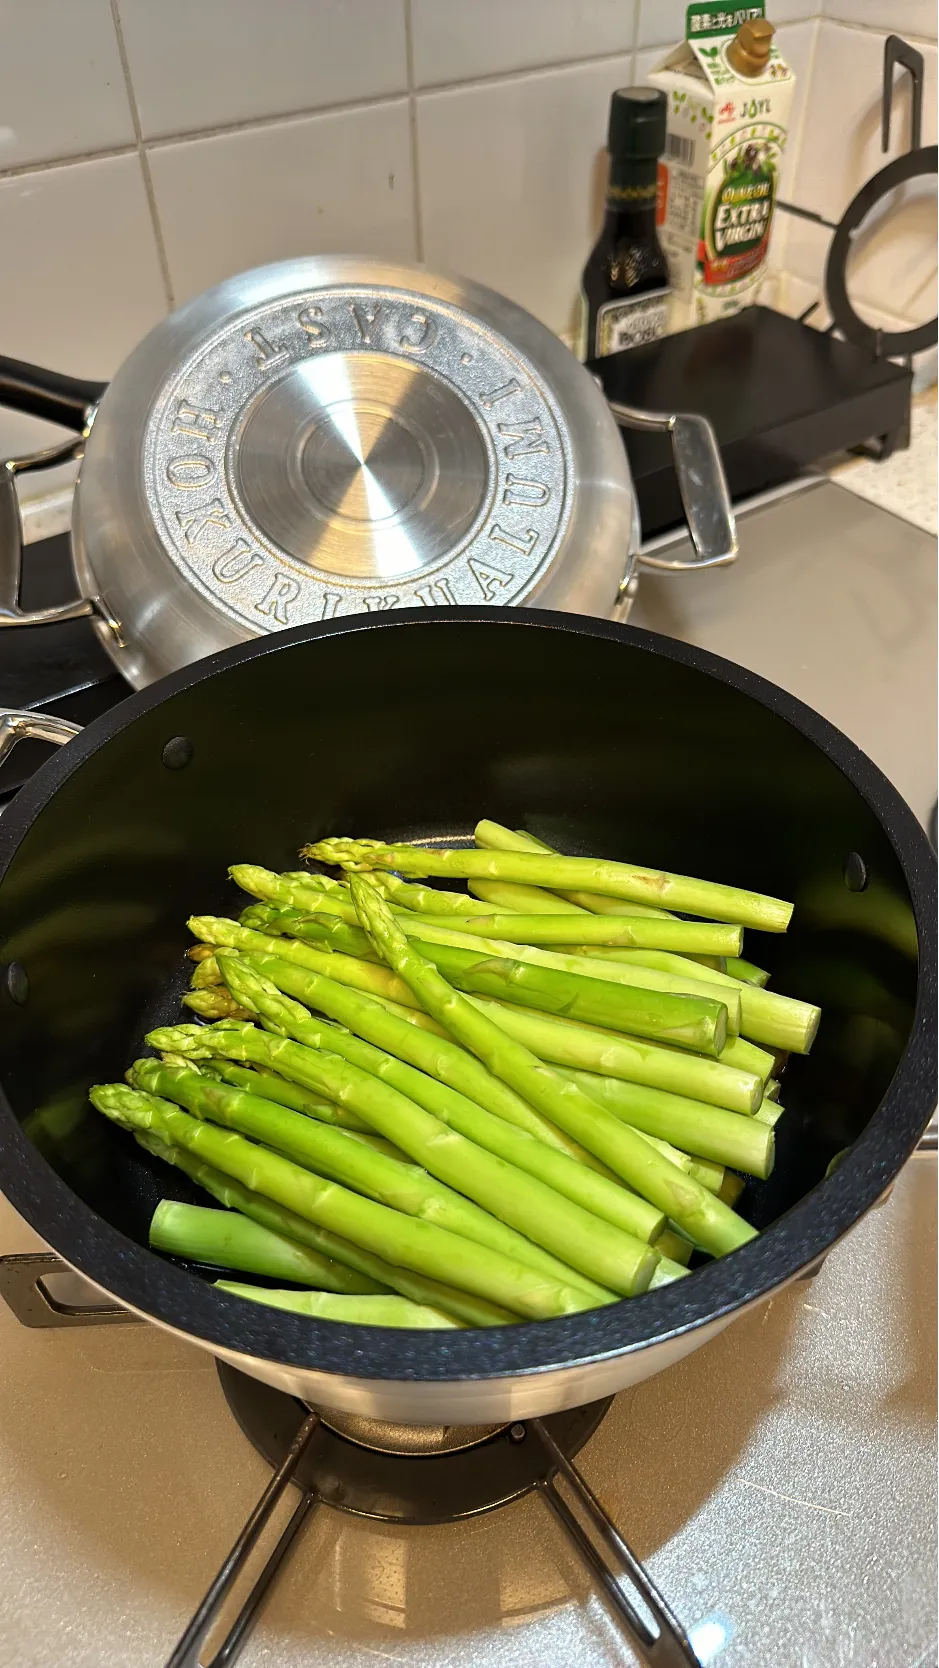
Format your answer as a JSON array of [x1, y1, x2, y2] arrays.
[[0, 475, 935, 1668]]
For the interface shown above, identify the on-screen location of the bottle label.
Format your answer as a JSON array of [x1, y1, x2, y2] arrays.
[[594, 289, 669, 357]]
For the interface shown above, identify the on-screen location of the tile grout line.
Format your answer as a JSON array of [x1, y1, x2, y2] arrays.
[[403, 0, 425, 263], [108, 0, 176, 311]]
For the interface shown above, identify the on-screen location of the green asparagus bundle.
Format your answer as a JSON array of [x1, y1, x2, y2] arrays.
[[136, 1131, 515, 1324], [130, 1053, 616, 1299], [305, 833, 794, 932], [91, 1084, 602, 1321], [348, 877, 756, 1258], [86, 814, 816, 1331]]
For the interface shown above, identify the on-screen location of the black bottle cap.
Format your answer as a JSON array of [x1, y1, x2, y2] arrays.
[[607, 87, 667, 161]]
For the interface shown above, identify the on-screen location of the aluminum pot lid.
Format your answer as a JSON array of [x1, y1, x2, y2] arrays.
[[74, 258, 633, 684]]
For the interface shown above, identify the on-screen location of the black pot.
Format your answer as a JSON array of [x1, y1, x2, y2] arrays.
[[0, 610, 934, 1424]]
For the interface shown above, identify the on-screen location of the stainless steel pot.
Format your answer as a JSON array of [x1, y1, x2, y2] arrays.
[[0, 257, 735, 687]]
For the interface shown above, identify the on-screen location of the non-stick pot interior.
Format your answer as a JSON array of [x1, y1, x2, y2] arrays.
[[0, 614, 923, 1289]]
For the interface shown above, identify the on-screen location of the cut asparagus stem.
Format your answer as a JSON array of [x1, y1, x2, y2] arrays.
[[585, 948, 819, 1054], [649, 1256, 691, 1287], [192, 969, 658, 1298], [305, 832, 793, 933], [468, 998, 762, 1115], [764, 1079, 781, 1102], [219, 951, 666, 1250], [135, 1132, 514, 1325], [150, 1199, 365, 1290], [478, 826, 680, 919], [349, 877, 756, 1258], [183, 989, 253, 1021], [215, 1283, 462, 1328], [188, 915, 424, 1010], [725, 956, 770, 988], [469, 879, 589, 915], [195, 1058, 372, 1131], [92, 1085, 603, 1321], [654, 1228, 693, 1266], [410, 912, 744, 956], [553, 1067, 774, 1178], [630, 1130, 724, 1194], [131, 1055, 612, 1302], [246, 901, 743, 1044], [719, 1173, 747, 1207], [754, 1098, 785, 1128], [719, 1035, 775, 1082]]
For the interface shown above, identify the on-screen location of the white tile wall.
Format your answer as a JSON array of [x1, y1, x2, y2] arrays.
[[0, 1, 936, 473], [0, 1, 134, 173], [411, 0, 636, 87], [115, 0, 409, 137], [148, 103, 416, 305], [419, 55, 633, 334]]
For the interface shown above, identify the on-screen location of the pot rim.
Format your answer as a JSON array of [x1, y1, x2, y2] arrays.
[[0, 608, 935, 1383]]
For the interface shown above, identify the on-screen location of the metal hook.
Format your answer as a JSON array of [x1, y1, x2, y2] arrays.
[[882, 35, 924, 154]]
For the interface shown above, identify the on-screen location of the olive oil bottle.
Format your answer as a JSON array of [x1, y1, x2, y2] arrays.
[[578, 87, 670, 362]]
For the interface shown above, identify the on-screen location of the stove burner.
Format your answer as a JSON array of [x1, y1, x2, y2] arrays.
[[218, 1359, 610, 1521], [161, 1364, 699, 1668]]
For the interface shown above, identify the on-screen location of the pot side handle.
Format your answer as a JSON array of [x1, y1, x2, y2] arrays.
[[0, 708, 81, 767], [607, 401, 738, 573]]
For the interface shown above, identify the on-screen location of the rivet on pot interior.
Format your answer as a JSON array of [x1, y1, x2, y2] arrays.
[[162, 736, 195, 771], [843, 852, 868, 892], [4, 962, 29, 1005]]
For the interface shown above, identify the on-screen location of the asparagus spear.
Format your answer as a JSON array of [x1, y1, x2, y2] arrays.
[[135, 1132, 515, 1324], [553, 1067, 775, 1178], [219, 951, 666, 1253], [476, 825, 681, 919], [719, 1174, 747, 1207], [150, 1199, 369, 1290], [215, 1283, 462, 1328], [371, 873, 497, 917], [468, 998, 762, 1115], [188, 915, 424, 1010], [415, 913, 743, 956], [131, 1055, 612, 1301], [243, 900, 744, 1042], [306, 833, 793, 933], [631, 1129, 724, 1194], [649, 1256, 691, 1288], [349, 877, 756, 1258], [469, 879, 589, 915], [184, 989, 253, 1021], [257, 907, 731, 1056], [581, 947, 820, 1054], [719, 1035, 775, 1081], [725, 956, 770, 988], [194, 1058, 372, 1132], [230, 864, 339, 912], [190, 953, 222, 988], [754, 1098, 785, 1128], [654, 1228, 693, 1266], [91, 1085, 603, 1321]]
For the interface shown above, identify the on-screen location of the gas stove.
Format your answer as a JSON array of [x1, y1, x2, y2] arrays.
[[0, 473, 935, 1668]]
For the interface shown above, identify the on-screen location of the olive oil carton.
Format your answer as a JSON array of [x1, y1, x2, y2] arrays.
[[648, 4, 794, 328]]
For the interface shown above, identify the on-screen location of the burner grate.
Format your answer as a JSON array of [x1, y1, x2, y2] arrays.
[[162, 1362, 701, 1668]]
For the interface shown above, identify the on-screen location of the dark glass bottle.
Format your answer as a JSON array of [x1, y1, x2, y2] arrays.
[[579, 87, 670, 361]]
